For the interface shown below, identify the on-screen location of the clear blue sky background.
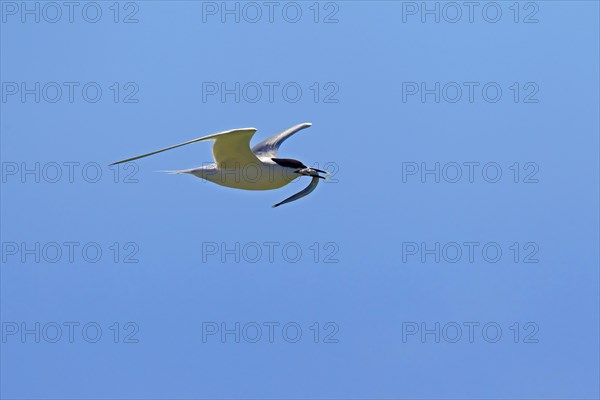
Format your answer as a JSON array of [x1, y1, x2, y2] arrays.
[[1, 1, 599, 399]]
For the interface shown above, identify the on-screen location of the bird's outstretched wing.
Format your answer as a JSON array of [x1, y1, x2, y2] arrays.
[[110, 128, 261, 169], [252, 122, 312, 157], [272, 175, 320, 208]]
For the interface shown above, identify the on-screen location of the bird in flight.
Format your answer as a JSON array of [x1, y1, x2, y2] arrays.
[[110, 122, 328, 207]]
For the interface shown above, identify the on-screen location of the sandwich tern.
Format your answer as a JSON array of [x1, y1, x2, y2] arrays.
[[110, 122, 328, 207]]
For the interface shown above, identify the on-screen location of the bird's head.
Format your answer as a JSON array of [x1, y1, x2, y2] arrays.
[[271, 157, 329, 180]]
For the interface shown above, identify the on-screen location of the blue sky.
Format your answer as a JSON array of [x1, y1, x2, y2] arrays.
[[1, 1, 599, 399]]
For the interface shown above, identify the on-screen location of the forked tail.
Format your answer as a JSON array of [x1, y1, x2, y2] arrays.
[[158, 169, 193, 175]]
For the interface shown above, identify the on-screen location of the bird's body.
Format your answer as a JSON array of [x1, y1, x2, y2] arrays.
[[173, 157, 297, 190], [111, 122, 327, 207]]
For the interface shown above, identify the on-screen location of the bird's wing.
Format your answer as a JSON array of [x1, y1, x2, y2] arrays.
[[110, 128, 261, 168], [272, 176, 320, 208], [252, 122, 312, 157]]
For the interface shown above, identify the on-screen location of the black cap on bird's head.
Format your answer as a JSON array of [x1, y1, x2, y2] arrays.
[[271, 157, 329, 180]]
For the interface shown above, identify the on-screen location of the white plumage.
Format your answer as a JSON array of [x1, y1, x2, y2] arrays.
[[111, 123, 328, 207]]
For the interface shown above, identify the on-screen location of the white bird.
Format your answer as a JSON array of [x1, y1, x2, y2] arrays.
[[110, 122, 328, 207]]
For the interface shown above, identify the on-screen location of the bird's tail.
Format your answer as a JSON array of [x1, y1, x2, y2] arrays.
[[157, 169, 193, 175]]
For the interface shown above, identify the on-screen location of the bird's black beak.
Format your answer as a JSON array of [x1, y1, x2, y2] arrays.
[[295, 168, 329, 180]]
